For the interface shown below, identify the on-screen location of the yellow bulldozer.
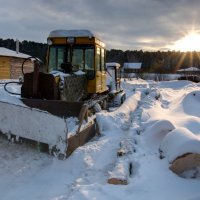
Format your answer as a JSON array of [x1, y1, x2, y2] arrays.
[[0, 30, 126, 158]]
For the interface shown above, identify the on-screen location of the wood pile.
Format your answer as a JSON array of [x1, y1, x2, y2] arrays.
[[108, 138, 135, 185]]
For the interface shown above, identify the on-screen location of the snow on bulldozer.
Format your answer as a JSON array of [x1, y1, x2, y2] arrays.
[[0, 30, 125, 158]]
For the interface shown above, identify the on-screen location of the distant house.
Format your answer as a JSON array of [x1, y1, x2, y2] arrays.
[[177, 67, 200, 75], [0, 47, 34, 79], [177, 67, 200, 82], [123, 62, 142, 78]]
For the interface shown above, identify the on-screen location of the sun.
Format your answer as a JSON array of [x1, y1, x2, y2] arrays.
[[172, 31, 200, 52]]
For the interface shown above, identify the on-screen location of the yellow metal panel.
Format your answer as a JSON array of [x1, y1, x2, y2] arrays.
[[101, 71, 107, 92], [95, 38, 106, 48], [76, 38, 95, 45], [87, 79, 96, 94], [50, 37, 105, 47], [95, 71, 102, 93], [52, 38, 67, 45], [51, 37, 95, 45], [87, 72, 107, 94]]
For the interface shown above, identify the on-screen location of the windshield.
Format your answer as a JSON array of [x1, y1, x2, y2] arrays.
[[48, 45, 94, 78]]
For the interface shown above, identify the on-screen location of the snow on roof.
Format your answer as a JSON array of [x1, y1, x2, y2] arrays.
[[123, 62, 142, 69], [177, 67, 200, 72], [106, 62, 121, 68], [0, 47, 31, 59], [49, 30, 95, 38]]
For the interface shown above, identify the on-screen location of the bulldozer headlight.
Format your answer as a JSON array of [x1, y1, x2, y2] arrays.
[[47, 39, 52, 45], [67, 37, 75, 44]]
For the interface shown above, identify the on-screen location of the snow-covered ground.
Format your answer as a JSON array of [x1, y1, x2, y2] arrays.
[[0, 79, 200, 200]]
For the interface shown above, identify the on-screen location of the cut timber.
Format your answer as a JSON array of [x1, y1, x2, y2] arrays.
[[107, 158, 130, 185], [117, 138, 135, 157], [170, 153, 200, 175], [108, 178, 127, 185], [108, 138, 135, 185]]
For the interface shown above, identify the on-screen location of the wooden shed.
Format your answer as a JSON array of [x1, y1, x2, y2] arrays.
[[123, 62, 142, 78], [0, 47, 34, 79]]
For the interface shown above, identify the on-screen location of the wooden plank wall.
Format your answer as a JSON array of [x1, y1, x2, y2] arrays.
[[10, 57, 34, 79], [0, 56, 34, 79], [0, 56, 10, 79]]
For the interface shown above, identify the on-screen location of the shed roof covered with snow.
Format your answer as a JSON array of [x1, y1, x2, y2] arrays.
[[0, 47, 31, 59], [177, 67, 200, 72], [123, 62, 142, 69]]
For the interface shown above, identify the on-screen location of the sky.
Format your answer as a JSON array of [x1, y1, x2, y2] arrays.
[[1, 0, 200, 51]]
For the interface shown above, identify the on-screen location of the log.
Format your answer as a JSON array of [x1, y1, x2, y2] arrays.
[[107, 158, 131, 185], [117, 138, 135, 157], [170, 153, 200, 175], [108, 138, 135, 185]]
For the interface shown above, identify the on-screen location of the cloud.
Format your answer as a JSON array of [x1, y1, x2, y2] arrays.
[[0, 0, 200, 50]]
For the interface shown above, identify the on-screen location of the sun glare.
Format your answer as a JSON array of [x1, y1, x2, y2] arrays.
[[173, 31, 200, 52]]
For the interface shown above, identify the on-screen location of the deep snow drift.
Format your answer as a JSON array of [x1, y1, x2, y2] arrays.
[[0, 79, 200, 200]]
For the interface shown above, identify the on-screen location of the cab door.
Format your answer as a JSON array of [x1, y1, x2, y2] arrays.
[[95, 46, 107, 93], [95, 47, 102, 93], [100, 48, 107, 92]]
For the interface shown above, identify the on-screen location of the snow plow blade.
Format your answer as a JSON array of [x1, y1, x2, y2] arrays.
[[0, 99, 96, 158]]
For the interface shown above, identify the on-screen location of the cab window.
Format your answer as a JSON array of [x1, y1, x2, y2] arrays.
[[72, 48, 84, 70], [85, 49, 94, 70], [48, 45, 95, 79], [49, 46, 68, 71]]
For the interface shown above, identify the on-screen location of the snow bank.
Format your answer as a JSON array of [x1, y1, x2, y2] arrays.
[[158, 80, 194, 90], [160, 127, 200, 162], [122, 79, 150, 95], [182, 90, 200, 117], [144, 120, 175, 150], [96, 92, 141, 132], [1, 78, 200, 199], [0, 81, 23, 105]]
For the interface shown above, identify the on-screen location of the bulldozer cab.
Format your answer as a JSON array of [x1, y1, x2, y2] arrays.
[[47, 30, 107, 95]]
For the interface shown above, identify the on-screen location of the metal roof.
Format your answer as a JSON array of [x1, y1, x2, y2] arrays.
[[123, 62, 142, 69]]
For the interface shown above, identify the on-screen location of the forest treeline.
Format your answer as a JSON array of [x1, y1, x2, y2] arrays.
[[1, 38, 200, 73]]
